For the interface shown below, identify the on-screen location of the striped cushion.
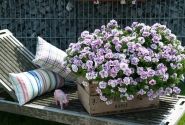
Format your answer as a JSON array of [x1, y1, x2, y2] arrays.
[[32, 37, 75, 80], [9, 69, 65, 105]]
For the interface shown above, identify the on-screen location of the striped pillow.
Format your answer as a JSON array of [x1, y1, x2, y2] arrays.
[[9, 69, 65, 105], [32, 37, 76, 81]]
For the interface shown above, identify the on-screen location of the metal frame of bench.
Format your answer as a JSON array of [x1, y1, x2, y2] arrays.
[[0, 29, 185, 125]]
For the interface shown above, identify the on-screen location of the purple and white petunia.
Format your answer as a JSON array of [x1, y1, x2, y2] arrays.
[[123, 77, 131, 85], [99, 70, 109, 78], [131, 57, 139, 65], [173, 87, 181, 94], [86, 71, 97, 80], [71, 64, 78, 72], [149, 79, 156, 86], [67, 20, 185, 103], [99, 81, 107, 89], [137, 89, 146, 95]]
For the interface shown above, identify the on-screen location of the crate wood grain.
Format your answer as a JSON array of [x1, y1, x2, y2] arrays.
[[78, 84, 159, 116], [77, 77, 98, 96]]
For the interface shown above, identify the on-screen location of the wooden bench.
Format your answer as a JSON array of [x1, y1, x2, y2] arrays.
[[0, 29, 184, 125]]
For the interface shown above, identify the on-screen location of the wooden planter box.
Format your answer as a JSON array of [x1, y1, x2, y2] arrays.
[[77, 80, 159, 116]]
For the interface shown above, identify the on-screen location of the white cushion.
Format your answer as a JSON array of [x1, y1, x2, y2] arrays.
[[32, 37, 73, 80], [9, 69, 65, 105]]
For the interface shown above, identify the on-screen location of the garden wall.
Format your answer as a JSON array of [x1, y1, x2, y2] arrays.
[[0, 0, 184, 53]]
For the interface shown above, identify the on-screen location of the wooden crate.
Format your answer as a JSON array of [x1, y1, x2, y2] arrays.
[[77, 77, 98, 95], [78, 84, 159, 116]]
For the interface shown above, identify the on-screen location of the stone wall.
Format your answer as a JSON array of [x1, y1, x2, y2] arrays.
[[0, 0, 184, 53]]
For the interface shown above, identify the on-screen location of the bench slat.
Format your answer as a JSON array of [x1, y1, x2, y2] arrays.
[[0, 88, 184, 125], [0, 29, 37, 100]]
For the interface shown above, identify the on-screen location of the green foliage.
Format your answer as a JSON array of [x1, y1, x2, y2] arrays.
[[178, 114, 185, 125]]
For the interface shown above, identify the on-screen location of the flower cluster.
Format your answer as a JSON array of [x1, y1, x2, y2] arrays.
[[66, 20, 185, 104]]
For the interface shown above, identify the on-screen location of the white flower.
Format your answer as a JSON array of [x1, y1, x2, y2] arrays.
[[180, 75, 185, 81], [127, 95, 134, 100], [81, 31, 89, 38], [96, 87, 102, 94], [144, 56, 152, 62], [82, 63, 87, 69], [69, 51, 74, 56], [177, 45, 184, 52], [144, 85, 149, 90], [123, 77, 131, 85], [120, 62, 128, 70], [71, 64, 78, 72], [108, 81, 116, 88], [171, 73, 177, 78], [138, 37, 145, 44], [164, 29, 171, 34], [118, 87, 127, 93], [119, 54, 126, 59], [151, 44, 157, 49], [100, 95, 107, 102], [170, 63, 176, 69], [137, 89, 146, 95], [82, 81, 88, 87], [106, 100, 113, 105], [99, 81, 107, 89], [177, 63, 183, 69], [152, 58, 159, 62], [176, 55, 182, 62], [158, 42, 164, 48]]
